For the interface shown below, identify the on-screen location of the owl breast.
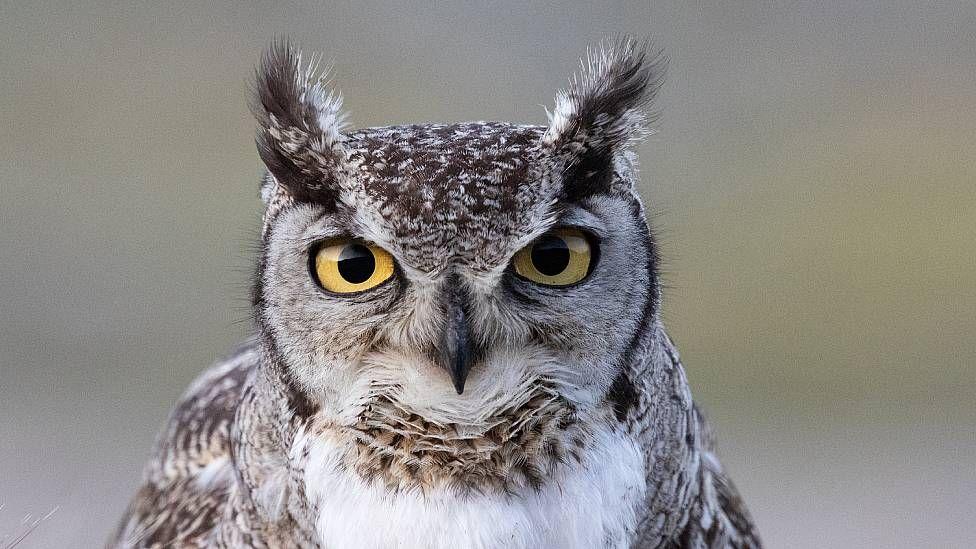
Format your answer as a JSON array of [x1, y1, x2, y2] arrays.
[[296, 414, 647, 549]]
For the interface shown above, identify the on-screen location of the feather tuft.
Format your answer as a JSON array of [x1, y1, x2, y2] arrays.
[[543, 37, 667, 199], [251, 39, 348, 207]]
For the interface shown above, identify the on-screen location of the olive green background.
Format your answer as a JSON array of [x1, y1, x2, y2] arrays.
[[1, 1, 973, 547]]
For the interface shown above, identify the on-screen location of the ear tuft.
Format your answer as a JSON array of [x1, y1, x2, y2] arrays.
[[252, 40, 348, 204], [543, 37, 667, 198]]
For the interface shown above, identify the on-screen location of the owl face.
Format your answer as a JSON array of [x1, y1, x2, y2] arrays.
[[252, 40, 664, 489]]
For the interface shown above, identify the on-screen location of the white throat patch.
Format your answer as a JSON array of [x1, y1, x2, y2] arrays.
[[295, 423, 645, 549]]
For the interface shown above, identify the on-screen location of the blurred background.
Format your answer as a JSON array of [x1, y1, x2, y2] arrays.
[[1, 1, 973, 547]]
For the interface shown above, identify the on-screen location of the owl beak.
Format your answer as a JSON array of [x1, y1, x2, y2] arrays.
[[439, 280, 476, 395]]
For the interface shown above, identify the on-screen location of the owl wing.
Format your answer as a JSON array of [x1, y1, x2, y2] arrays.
[[664, 406, 762, 549], [108, 341, 258, 548]]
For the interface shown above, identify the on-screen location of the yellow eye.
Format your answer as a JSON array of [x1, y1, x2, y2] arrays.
[[312, 240, 395, 294], [513, 228, 595, 287]]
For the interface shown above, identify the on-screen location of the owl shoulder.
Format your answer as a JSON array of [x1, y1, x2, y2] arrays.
[[108, 340, 259, 548], [153, 340, 258, 477], [664, 405, 762, 549]]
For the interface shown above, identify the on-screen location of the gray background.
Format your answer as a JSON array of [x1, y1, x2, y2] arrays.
[[2, 1, 974, 547]]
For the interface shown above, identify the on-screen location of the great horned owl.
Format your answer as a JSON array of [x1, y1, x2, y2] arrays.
[[111, 38, 760, 548]]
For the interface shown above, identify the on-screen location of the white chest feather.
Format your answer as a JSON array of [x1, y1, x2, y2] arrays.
[[296, 426, 646, 549]]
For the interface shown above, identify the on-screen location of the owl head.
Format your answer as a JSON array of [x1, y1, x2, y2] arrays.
[[252, 39, 666, 490]]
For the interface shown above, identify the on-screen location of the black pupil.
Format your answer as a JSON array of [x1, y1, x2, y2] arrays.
[[531, 235, 571, 276], [337, 244, 375, 284]]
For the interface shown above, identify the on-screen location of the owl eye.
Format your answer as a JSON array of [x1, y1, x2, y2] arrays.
[[311, 239, 395, 294], [513, 228, 595, 287]]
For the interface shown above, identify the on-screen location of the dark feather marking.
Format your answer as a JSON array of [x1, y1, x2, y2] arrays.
[[608, 370, 639, 422], [606, 195, 659, 422], [252, 241, 319, 420]]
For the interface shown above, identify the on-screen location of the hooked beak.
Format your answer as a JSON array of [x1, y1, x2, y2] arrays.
[[438, 278, 477, 394]]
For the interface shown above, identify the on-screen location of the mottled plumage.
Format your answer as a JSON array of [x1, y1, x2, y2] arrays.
[[112, 38, 760, 548]]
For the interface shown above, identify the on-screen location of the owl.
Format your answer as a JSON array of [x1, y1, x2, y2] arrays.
[[110, 38, 761, 548]]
